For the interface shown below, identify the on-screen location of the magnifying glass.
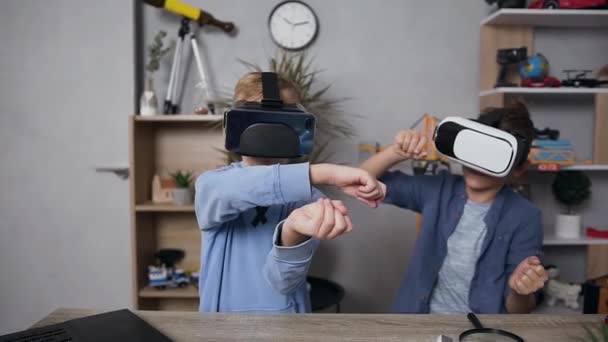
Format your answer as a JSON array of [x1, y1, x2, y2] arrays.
[[459, 313, 524, 342]]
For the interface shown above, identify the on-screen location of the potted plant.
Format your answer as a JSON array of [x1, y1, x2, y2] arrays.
[[140, 30, 172, 116], [170, 170, 194, 206], [552, 171, 591, 239], [578, 319, 608, 342]]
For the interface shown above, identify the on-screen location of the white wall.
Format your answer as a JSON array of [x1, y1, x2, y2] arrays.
[[0, 0, 134, 333], [143, 0, 489, 312]]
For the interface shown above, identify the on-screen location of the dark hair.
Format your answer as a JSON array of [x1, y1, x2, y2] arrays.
[[477, 101, 534, 166]]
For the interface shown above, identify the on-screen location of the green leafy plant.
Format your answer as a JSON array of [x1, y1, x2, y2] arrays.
[[146, 31, 173, 74], [575, 321, 608, 342], [552, 171, 591, 215], [170, 170, 193, 188], [215, 49, 356, 164]]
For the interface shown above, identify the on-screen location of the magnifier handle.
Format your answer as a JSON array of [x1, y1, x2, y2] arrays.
[[467, 313, 484, 329]]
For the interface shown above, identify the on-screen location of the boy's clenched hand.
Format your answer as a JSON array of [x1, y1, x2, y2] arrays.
[[310, 164, 386, 208], [389, 129, 428, 161], [509, 256, 548, 295], [281, 199, 353, 246]]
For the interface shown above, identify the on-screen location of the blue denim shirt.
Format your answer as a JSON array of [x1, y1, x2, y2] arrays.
[[380, 170, 543, 314], [195, 162, 321, 313]]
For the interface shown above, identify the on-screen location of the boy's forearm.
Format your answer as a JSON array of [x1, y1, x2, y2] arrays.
[[360, 148, 404, 178], [264, 238, 317, 295], [309, 163, 333, 185], [264, 222, 318, 295], [280, 219, 309, 247], [505, 290, 536, 313], [195, 163, 312, 229]]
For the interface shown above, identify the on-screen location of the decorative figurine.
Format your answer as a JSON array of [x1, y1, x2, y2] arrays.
[[545, 266, 582, 310]]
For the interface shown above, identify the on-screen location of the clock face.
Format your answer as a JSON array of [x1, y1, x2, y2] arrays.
[[269, 1, 318, 50]]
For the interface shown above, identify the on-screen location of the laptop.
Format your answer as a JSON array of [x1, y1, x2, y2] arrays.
[[0, 309, 173, 342]]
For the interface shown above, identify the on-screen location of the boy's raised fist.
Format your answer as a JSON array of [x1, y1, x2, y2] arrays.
[[390, 129, 428, 161], [281, 199, 353, 246]]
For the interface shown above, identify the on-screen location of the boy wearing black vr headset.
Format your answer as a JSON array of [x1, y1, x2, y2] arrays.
[[361, 102, 547, 314], [194, 72, 385, 313]]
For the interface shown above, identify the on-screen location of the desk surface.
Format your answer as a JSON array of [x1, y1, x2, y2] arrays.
[[34, 308, 605, 342]]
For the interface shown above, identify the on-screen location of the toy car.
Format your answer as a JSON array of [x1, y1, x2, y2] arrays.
[[529, 0, 607, 8], [173, 269, 190, 287], [148, 265, 190, 289], [485, 0, 527, 8], [521, 76, 561, 88], [561, 70, 608, 88], [189, 270, 200, 288]]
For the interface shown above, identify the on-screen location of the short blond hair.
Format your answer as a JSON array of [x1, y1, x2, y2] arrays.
[[233, 72, 301, 104]]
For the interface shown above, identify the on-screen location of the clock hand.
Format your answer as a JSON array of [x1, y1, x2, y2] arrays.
[[293, 21, 310, 26], [281, 16, 294, 25]]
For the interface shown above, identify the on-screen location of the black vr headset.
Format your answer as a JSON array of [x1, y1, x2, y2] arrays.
[[433, 113, 529, 177], [223, 72, 316, 158]]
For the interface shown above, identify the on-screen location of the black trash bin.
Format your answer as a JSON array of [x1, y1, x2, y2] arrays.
[[307, 276, 345, 313]]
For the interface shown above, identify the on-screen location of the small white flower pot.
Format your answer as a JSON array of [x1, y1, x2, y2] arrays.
[[172, 188, 194, 206], [555, 214, 581, 239]]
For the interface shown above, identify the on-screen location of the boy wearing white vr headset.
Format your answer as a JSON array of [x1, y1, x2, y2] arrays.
[[362, 102, 547, 314], [195, 72, 385, 313]]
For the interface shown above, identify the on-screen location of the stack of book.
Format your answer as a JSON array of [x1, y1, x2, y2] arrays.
[[529, 139, 576, 165]]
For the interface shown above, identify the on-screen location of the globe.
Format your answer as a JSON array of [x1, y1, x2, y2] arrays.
[[520, 54, 549, 81]]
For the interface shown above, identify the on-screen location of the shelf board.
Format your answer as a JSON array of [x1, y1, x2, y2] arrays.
[[481, 9, 608, 27], [480, 87, 608, 97], [560, 164, 608, 171], [529, 164, 608, 171], [139, 286, 199, 299], [543, 234, 608, 246], [134, 114, 223, 122], [135, 202, 195, 212], [533, 299, 583, 315]]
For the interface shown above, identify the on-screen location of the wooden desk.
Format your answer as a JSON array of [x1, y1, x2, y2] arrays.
[[34, 308, 605, 342]]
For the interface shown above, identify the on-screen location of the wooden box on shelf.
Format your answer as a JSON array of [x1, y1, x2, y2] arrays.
[[129, 115, 225, 311], [152, 175, 176, 204]]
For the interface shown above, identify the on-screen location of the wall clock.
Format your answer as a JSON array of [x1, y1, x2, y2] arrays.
[[268, 1, 319, 50]]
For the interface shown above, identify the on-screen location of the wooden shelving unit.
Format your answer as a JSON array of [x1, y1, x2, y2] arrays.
[[480, 87, 608, 97], [528, 164, 608, 172], [135, 202, 195, 212], [129, 115, 225, 311], [479, 9, 608, 282], [134, 114, 223, 122], [139, 286, 199, 299], [481, 9, 608, 27], [533, 300, 583, 315], [543, 234, 608, 246]]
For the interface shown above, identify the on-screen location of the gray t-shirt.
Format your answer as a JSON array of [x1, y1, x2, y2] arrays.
[[429, 200, 491, 314]]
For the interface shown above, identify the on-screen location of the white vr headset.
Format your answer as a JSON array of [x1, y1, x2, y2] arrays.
[[433, 117, 528, 178]]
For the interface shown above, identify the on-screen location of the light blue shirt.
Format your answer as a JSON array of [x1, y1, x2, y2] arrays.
[[194, 162, 321, 313], [429, 200, 491, 314]]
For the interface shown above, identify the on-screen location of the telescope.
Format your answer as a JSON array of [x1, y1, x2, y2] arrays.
[[143, 0, 236, 114]]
